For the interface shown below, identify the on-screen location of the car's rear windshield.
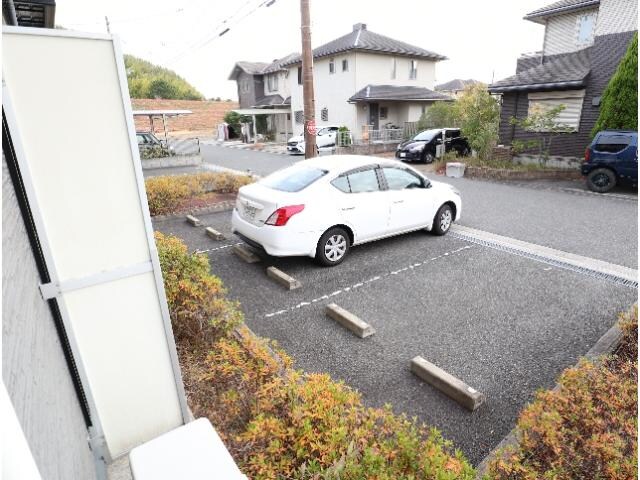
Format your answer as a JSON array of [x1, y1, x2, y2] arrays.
[[413, 129, 441, 141], [260, 166, 328, 192], [594, 134, 633, 153]]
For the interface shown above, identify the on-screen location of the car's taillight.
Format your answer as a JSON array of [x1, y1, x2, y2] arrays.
[[265, 205, 305, 226], [584, 147, 591, 163]]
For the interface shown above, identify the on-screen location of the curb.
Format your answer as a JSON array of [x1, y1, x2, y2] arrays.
[[266, 267, 301, 290], [232, 244, 261, 263], [410, 356, 485, 412], [325, 303, 375, 338], [151, 200, 236, 222], [205, 227, 225, 241]]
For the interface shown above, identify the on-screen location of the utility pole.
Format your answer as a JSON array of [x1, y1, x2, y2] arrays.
[[300, 0, 317, 158], [104, 16, 111, 34]]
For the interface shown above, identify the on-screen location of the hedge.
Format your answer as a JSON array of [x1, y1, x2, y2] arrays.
[[487, 307, 638, 480], [145, 172, 253, 216], [155, 233, 475, 480]]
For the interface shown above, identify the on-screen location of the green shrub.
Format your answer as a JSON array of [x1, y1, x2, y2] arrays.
[[592, 33, 638, 135], [140, 146, 171, 159], [155, 232, 242, 345], [145, 172, 253, 215], [487, 307, 638, 480]]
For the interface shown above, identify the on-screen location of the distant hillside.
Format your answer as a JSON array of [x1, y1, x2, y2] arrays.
[[124, 55, 204, 100]]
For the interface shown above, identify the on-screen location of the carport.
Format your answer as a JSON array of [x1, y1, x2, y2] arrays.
[[132, 109, 192, 143], [232, 107, 290, 144]]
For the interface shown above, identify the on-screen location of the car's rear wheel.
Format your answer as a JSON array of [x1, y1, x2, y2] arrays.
[[315, 227, 350, 266], [587, 168, 616, 193], [431, 204, 453, 235]]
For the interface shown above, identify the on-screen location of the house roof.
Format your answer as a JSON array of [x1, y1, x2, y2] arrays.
[[228, 54, 299, 80], [348, 84, 452, 102], [524, 0, 600, 23], [253, 94, 291, 107], [282, 23, 447, 66], [488, 48, 591, 93], [262, 53, 299, 73], [435, 79, 483, 91]]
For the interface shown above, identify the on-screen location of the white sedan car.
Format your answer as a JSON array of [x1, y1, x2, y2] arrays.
[[231, 155, 461, 266], [287, 125, 340, 155]]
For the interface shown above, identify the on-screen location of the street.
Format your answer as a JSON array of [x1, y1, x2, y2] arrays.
[[153, 146, 637, 465]]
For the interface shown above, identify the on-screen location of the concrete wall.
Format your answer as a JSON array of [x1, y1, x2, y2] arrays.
[[543, 8, 599, 55], [2, 156, 98, 480], [595, 0, 638, 35], [354, 52, 437, 90], [289, 53, 358, 133], [131, 99, 238, 135]]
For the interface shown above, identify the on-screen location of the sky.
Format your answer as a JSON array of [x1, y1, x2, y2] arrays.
[[56, 0, 546, 100]]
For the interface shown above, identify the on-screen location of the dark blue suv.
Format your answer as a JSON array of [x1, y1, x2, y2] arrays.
[[581, 130, 637, 192]]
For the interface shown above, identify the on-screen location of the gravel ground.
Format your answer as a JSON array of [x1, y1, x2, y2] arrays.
[[153, 210, 636, 465]]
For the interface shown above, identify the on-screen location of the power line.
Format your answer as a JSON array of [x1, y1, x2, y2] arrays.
[[166, 0, 277, 65]]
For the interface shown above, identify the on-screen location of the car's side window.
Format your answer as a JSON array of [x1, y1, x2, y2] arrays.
[[331, 176, 350, 193], [347, 169, 381, 193], [136, 134, 145, 145], [382, 168, 423, 190]]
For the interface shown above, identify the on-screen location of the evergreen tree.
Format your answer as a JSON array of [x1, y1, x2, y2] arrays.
[[592, 33, 638, 135]]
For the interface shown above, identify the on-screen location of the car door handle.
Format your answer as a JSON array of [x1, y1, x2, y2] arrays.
[[393, 200, 404, 204], [341, 206, 355, 211]]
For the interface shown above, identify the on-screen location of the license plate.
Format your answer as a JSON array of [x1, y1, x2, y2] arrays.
[[244, 205, 257, 219], [400, 152, 406, 158]]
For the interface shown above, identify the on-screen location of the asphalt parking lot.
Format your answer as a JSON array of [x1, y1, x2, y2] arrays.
[[153, 208, 637, 465]]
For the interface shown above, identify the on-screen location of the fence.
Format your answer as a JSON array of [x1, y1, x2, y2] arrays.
[[167, 137, 201, 156], [337, 123, 418, 147]]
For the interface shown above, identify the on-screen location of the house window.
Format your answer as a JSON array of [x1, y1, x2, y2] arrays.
[[421, 105, 427, 114], [297, 67, 302, 85], [321, 108, 328, 121], [409, 60, 418, 80], [241, 79, 250, 93], [342, 59, 348, 72], [527, 90, 586, 131], [267, 74, 278, 92], [391, 57, 397, 79], [576, 13, 596, 46], [380, 106, 388, 119], [329, 58, 335, 74], [295, 110, 304, 124]]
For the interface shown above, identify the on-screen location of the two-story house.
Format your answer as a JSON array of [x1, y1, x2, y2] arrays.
[[489, 0, 638, 166], [283, 23, 451, 137], [228, 53, 297, 141]]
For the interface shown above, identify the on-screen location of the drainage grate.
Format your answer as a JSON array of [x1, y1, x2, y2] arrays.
[[450, 231, 638, 289]]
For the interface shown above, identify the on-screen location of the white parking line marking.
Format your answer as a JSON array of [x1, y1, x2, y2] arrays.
[[194, 242, 242, 255], [263, 245, 474, 318]]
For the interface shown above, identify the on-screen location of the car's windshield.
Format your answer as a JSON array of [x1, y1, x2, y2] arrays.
[[260, 166, 328, 192], [413, 129, 441, 142]]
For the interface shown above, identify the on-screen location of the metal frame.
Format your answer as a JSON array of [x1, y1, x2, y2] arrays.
[[2, 26, 190, 469], [111, 36, 191, 426]]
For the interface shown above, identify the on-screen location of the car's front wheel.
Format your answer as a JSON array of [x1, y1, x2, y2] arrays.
[[315, 227, 350, 266], [423, 152, 435, 164], [586, 168, 616, 193], [431, 204, 453, 235]]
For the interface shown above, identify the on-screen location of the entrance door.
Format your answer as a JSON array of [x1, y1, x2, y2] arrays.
[[369, 102, 379, 130]]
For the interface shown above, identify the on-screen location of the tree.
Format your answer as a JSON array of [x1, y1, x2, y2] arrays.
[[417, 102, 458, 130], [124, 55, 204, 100], [592, 33, 638, 135], [456, 84, 500, 160], [510, 104, 574, 165], [148, 78, 178, 99]]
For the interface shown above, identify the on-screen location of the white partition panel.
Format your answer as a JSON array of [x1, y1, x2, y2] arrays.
[[2, 27, 187, 460]]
